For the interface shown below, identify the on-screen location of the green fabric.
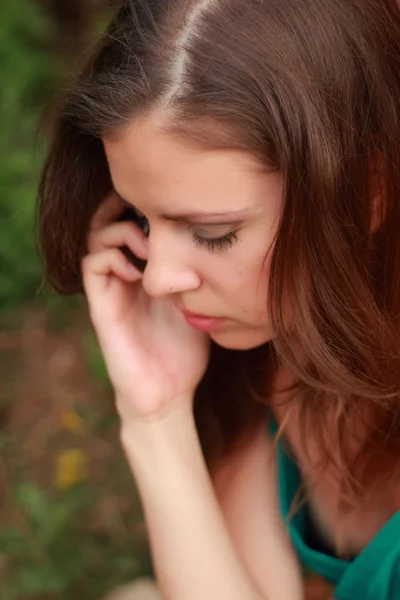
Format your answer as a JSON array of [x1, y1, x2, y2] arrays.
[[270, 417, 400, 599]]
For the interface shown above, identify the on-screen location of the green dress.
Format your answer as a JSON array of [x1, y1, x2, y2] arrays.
[[270, 418, 400, 599]]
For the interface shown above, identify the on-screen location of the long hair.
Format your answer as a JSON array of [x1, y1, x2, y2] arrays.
[[37, 0, 400, 500]]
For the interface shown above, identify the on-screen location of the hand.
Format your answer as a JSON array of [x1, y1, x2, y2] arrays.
[[81, 193, 211, 423]]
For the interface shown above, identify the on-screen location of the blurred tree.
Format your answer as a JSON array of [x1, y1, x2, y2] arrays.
[[36, 0, 120, 58], [0, 0, 118, 308], [38, 0, 94, 57], [0, 1, 56, 306]]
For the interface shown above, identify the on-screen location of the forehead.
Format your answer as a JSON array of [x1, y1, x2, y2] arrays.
[[103, 116, 271, 212]]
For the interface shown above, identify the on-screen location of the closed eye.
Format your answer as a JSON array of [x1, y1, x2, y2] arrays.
[[192, 231, 239, 253]]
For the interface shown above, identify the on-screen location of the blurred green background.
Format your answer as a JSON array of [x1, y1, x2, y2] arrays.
[[0, 2, 153, 598]]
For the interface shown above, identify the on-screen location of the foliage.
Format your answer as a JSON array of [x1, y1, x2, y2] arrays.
[[0, 4, 153, 598], [0, 1, 56, 306], [0, 481, 148, 600], [84, 330, 112, 386]]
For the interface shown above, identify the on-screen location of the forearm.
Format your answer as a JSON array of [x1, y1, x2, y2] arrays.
[[121, 403, 267, 600]]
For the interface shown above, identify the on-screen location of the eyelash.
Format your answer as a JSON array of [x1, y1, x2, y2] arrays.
[[192, 231, 239, 253], [122, 204, 239, 254]]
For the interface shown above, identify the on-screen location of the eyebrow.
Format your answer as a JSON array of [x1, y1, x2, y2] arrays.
[[161, 209, 249, 224], [117, 193, 250, 224]]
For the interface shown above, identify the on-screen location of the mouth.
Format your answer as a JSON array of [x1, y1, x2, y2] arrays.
[[180, 309, 227, 332]]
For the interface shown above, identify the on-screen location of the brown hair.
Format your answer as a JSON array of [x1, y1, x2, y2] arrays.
[[38, 0, 400, 498]]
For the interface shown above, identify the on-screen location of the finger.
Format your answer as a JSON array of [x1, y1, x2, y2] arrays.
[[87, 220, 148, 258], [81, 248, 142, 298], [90, 192, 125, 232]]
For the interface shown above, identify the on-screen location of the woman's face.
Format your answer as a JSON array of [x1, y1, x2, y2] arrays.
[[103, 115, 284, 350]]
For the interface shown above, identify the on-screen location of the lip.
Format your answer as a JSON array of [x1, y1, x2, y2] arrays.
[[181, 309, 227, 332]]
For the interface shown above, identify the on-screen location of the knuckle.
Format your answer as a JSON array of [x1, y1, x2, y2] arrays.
[[109, 248, 124, 268], [116, 249, 129, 268], [116, 220, 135, 238]]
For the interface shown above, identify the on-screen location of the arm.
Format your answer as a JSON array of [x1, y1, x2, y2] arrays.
[[121, 403, 303, 600], [211, 417, 304, 600]]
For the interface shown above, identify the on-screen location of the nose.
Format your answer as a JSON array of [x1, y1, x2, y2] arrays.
[[142, 238, 201, 298]]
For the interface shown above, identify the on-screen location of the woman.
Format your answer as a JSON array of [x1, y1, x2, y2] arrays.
[[37, 1, 400, 598]]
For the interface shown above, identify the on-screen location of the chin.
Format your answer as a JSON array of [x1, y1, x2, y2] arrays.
[[209, 326, 271, 351]]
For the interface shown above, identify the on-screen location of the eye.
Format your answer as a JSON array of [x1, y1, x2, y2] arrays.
[[192, 231, 239, 253]]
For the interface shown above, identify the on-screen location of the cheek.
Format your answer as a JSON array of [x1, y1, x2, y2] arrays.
[[229, 261, 270, 318], [236, 251, 271, 292], [200, 239, 273, 310]]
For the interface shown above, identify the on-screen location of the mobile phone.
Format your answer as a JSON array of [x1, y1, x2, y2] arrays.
[[118, 206, 149, 273]]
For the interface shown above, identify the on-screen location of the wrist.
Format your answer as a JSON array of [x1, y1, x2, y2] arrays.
[[117, 391, 193, 430], [120, 397, 196, 457]]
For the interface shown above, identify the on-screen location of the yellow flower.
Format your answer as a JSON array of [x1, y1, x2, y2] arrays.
[[55, 449, 88, 489], [60, 411, 85, 434]]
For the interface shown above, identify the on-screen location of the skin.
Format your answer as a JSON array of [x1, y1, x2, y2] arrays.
[[82, 115, 329, 599], [103, 114, 284, 351]]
